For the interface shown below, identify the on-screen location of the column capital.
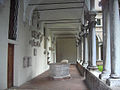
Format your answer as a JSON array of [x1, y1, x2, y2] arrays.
[[81, 24, 89, 37], [87, 11, 97, 30], [89, 11, 96, 22], [88, 20, 96, 31]]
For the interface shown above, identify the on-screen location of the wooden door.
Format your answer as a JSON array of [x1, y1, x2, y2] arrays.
[[8, 44, 14, 88]]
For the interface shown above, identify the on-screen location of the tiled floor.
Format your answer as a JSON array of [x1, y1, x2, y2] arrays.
[[12, 65, 88, 90]]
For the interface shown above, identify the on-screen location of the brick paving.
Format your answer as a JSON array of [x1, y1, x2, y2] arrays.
[[12, 65, 89, 90]]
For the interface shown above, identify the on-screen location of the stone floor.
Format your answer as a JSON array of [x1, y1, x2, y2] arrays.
[[10, 65, 88, 90]]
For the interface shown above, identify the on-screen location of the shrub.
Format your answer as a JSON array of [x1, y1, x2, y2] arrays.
[[97, 65, 103, 72]]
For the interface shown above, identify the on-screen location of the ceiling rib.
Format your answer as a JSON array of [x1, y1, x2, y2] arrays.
[[28, 1, 84, 6], [54, 34, 77, 36], [39, 18, 81, 22], [50, 30, 78, 31], [48, 28, 78, 31], [45, 21, 81, 24], [34, 6, 83, 11]]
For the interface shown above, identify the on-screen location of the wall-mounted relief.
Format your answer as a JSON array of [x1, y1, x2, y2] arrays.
[[29, 39, 40, 47], [44, 50, 47, 54], [27, 57, 32, 66], [32, 11, 40, 29], [33, 48, 37, 56], [23, 56, 32, 68], [31, 31, 41, 39], [47, 51, 50, 64], [29, 30, 44, 47], [49, 47, 54, 51], [23, 56, 28, 68], [40, 34, 44, 44], [47, 51, 49, 55]]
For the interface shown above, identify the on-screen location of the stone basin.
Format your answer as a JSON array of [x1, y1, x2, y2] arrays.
[[49, 63, 70, 79]]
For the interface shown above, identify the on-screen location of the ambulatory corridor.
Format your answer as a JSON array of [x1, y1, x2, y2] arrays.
[[1, 0, 120, 90], [14, 65, 88, 90]]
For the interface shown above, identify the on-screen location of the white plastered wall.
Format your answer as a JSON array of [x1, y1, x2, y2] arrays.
[[0, 0, 10, 89], [0, 0, 52, 89], [56, 38, 77, 64], [14, 0, 50, 87]]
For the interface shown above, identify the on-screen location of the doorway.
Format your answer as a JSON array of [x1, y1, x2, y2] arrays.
[[7, 43, 14, 88]]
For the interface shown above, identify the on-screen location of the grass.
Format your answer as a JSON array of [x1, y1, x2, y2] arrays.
[[97, 65, 103, 72]]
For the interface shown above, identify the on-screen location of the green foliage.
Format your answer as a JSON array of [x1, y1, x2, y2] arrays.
[[97, 65, 103, 72]]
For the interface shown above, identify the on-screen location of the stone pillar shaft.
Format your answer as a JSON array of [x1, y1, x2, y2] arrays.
[[99, 0, 111, 80], [98, 44, 102, 61], [91, 24, 96, 66], [83, 34, 88, 67], [88, 12, 97, 70], [76, 37, 80, 62], [106, 0, 120, 87], [79, 39, 82, 63], [109, 0, 120, 78], [88, 30, 92, 68], [90, 0, 95, 11], [80, 37, 84, 63]]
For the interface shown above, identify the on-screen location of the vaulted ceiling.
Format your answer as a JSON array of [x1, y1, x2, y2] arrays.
[[25, 0, 90, 37]]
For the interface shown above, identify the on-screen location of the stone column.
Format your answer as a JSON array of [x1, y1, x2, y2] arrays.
[[98, 43, 102, 61], [79, 36, 83, 64], [76, 35, 80, 63], [99, 0, 111, 80], [82, 30, 88, 68], [88, 12, 97, 70], [88, 27, 92, 69], [79, 38, 82, 64], [106, 0, 120, 86], [90, 0, 95, 11], [81, 37, 84, 62]]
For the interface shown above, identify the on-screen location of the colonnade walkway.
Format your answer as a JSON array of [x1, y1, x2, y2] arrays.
[[14, 65, 88, 90]]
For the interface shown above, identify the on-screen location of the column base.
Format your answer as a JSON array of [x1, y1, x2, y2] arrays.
[[87, 66, 98, 70], [97, 59, 102, 61], [99, 73, 110, 80], [110, 74, 120, 79], [82, 63, 88, 68], [106, 78, 120, 87], [80, 60, 83, 64], [96, 60, 103, 65]]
